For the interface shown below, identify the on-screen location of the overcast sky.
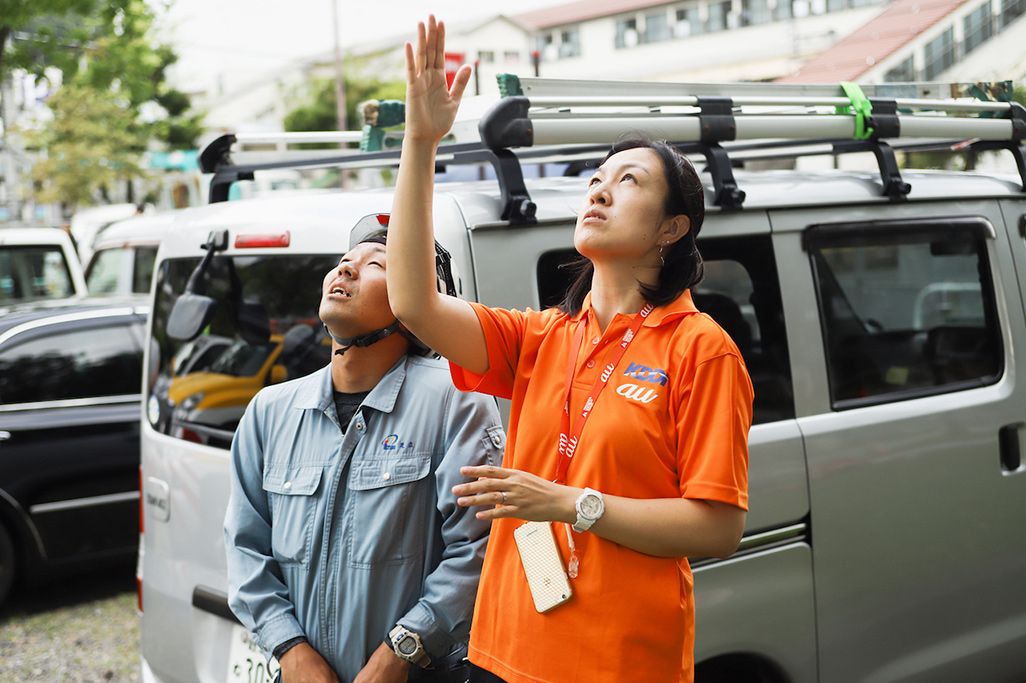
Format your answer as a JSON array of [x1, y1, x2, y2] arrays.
[[160, 0, 561, 96]]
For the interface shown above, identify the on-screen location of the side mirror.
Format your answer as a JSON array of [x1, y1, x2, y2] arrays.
[[167, 292, 216, 342], [166, 230, 228, 342]]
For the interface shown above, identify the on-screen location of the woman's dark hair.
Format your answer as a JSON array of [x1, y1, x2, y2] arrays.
[[558, 137, 705, 315]]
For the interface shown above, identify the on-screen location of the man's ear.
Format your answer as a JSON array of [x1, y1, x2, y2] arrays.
[[661, 214, 691, 246]]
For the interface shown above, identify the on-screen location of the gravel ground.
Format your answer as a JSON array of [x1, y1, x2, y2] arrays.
[[0, 566, 139, 683]]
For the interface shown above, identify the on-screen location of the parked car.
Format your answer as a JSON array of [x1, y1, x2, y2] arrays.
[[85, 213, 173, 297], [0, 297, 148, 606], [69, 203, 145, 263], [0, 226, 87, 304], [139, 80, 1026, 683]]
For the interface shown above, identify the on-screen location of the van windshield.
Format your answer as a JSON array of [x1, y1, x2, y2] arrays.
[[148, 255, 337, 449], [0, 246, 75, 302]]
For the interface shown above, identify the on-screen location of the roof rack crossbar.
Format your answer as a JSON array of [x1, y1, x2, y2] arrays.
[[514, 77, 1015, 103]]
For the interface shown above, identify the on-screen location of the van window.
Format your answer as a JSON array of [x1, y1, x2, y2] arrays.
[[0, 323, 142, 405], [806, 220, 1002, 408], [149, 255, 336, 449], [536, 235, 795, 424], [0, 246, 75, 302], [86, 248, 125, 294], [132, 246, 158, 294]]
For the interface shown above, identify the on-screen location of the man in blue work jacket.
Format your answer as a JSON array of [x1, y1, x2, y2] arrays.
[[224, 224, 503, 683]]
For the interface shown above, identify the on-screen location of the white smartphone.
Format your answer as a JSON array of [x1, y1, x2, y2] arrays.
[[513, 521, 573, 613]]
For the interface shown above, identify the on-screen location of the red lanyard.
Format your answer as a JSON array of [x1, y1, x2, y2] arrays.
[[554, 303, 653, 484]]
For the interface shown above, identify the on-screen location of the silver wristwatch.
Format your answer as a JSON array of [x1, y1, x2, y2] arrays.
[[388, 625, 431, 667], [572, 488, 605, 533]]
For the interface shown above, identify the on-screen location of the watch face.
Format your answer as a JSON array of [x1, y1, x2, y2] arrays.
[[580, 494, 602, 517], [398, 635, 418, 656]]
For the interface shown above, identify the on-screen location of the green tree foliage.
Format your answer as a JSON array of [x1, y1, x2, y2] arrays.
[[284, 76, 406, 132], [27, 83, 147, 207], [1, 0, 203, 149]]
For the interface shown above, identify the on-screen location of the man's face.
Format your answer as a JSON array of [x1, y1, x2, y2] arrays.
[[318, 242, 396, 338]]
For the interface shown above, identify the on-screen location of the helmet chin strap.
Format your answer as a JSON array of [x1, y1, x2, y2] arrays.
[[324, 320, 404, 357]]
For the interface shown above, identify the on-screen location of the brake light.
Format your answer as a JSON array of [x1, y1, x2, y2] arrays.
[[234, 231, 291, 248], [375, 214, 389, 226]]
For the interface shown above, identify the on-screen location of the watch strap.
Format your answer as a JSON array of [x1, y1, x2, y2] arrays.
[[572, 488, 604, 533]]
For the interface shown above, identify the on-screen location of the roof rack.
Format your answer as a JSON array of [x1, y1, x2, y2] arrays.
[[199, 76, 1025, 220], [484, 75, 1024, 214]]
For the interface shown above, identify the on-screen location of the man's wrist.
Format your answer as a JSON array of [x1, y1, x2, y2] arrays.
[[272, 635, 308, 662]]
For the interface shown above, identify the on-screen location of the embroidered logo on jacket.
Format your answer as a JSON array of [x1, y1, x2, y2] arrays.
[[382, 434, 415, 451]]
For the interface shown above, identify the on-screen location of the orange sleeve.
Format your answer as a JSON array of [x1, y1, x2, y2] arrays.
[[676, 353, 754, 510], [448, 302, 528, 400]]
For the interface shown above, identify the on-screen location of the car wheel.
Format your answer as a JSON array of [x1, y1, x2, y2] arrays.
[[0, 522, 14, 607]]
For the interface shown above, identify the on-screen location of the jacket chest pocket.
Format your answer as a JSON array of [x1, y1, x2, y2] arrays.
[[347, 452, 432, 568], [263, 465, 324, 566]]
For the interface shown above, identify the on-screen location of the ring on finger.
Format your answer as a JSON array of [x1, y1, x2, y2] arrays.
[[500, 491, 507, 505]]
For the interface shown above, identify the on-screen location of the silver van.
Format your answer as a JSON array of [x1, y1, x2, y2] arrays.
[[138, 78, 1026, 683]]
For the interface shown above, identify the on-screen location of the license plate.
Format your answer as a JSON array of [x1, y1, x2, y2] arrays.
[[226, 625, 280, 683]]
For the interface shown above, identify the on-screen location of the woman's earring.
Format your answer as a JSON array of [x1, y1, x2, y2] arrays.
[[658, 243, 665, 267]]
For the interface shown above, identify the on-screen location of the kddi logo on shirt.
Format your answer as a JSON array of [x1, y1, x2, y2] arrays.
[[382, 434, 415, 451], [615, 362, 668, 404]]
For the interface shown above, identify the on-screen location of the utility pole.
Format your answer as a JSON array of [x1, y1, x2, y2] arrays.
[[331, 0, 348, 188], [331, 0, 347, 132]]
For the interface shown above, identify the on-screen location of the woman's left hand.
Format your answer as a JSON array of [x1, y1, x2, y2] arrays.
[[454, 466, 578, 523]]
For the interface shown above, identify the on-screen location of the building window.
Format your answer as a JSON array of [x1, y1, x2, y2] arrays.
[[808, 220, 1002, 408], [826, 0, 846, 11], [922, 27, 956, 79], [643, 10, 672, 42], [742, 0, 773, 24], [477, 50, 495, 64], [1000, 0, 1025, 26], [504, 50, 521, 64], [963, 3, 993, 54], [675, 7, 704, 36], [615, 17, 640, 48], [535, 33, 556, 61], [706, 1, 731, 30], [774, 0, 794, 21], [883, 55, 915, 82], [559, 27, 582, 57]]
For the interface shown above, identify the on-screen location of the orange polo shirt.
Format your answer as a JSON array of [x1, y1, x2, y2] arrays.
[[450, 289, 753, 683]]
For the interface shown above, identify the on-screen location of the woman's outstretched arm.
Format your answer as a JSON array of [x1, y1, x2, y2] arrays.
[[386, 16, 490, 374]]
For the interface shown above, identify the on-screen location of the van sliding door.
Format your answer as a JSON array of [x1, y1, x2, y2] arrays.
[[772, 200, 1026, 683]]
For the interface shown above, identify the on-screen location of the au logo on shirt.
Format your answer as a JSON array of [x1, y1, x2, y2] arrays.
[[382, 434, 415, 451]]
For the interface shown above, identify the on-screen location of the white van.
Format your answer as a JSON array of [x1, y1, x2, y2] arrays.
[[139, 78, 1026, 683], [85, 213, 174, 297], [0, 226, 87, 305]]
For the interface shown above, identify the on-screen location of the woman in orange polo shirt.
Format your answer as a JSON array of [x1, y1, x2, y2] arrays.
[[386, 17, 753, 683]]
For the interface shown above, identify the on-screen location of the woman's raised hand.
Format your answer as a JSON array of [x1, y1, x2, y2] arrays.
[[404, 16, 472, 145]]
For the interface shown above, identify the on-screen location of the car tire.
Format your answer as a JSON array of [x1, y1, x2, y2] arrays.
[[0, 521, 15, 607]]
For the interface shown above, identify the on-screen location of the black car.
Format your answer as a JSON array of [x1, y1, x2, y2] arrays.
[[0, 297, 147, 605]]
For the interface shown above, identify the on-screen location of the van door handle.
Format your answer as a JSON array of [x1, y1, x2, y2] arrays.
[[999, 424, 1024, 473]]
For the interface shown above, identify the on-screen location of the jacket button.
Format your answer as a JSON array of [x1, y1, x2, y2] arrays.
[[491, 434, 502, 448], [591, 337, 600, 345], [586, 360, 595, 369], [356, 423, 364, 431], [382, 472, 391, 481], [283, 481, 292, 490]]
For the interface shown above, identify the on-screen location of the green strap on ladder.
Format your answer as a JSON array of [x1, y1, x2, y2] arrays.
[[836, 82, 875, 141]]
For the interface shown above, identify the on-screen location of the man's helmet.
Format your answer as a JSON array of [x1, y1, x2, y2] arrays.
[[348, 213, 459, 298]]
